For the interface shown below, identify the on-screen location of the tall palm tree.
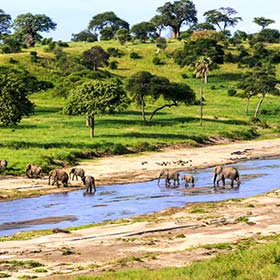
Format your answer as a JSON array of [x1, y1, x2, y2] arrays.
[[194, 56, 212, 127]]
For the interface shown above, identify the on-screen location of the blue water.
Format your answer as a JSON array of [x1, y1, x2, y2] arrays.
[[0, 158, 279, 236]]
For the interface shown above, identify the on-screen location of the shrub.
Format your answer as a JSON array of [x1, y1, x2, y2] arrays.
[[227, 89, 237, 96], [130, 52, 141, 59], [152, 56, 165, 65]]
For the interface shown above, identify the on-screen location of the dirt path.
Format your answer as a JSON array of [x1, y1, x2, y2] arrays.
[[1, 138, 280, 279]]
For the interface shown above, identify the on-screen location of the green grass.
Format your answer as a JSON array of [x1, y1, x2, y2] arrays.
[[74, 239, 280, 280], [0, 40, 280, 174]]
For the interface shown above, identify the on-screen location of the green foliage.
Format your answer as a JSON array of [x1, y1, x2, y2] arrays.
[[156, 0, 197, 38], [227, 89, 237, 96], [131, 21, 157, 42], [0, 9, 11, 37], [173, 38, 224, 67], [107, 47, 124, 58], [12, 13, 57, 47], [0, 73, 34, 126], [257, 29, 280, 43], [253, 17, 275, 30], [71, 30, 98, 42], [130, 51, 141, 59], [0, 35, 22, 53], [82, 46, 110, 70], [152, 56, 165, 65], [156, 37, 167, 50]]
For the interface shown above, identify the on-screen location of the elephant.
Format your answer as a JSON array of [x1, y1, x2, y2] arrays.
[[157, 169, 180, 187], [82, 175, 96, 193], [69, 168, 85, 181], [0, 160, 7, 170], [25, 164, 43, 179], [213, 165, 240, 188], [48, 169, 69, 188], [181, 175, 195, 188]]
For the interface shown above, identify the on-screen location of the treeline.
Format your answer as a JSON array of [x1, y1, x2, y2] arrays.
[[0, 0, 279, 137]]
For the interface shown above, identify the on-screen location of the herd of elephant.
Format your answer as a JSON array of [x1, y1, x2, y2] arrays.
[[1, 159, 240, 192], [158, 165, 240, 189]]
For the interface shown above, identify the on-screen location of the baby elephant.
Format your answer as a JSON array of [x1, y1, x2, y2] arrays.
[[82, 175, 96, 193], [181, 175, 195, 188], [69, 168, 85, 181], [158, 169, 180, 187], [48, 169, 69, 188], [0, 160, 7, 170], [25, 164, 43, 179]]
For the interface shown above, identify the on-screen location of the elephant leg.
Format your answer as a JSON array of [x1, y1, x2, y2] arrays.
[[222, 176, 226, 188], [230, 179, 234, 188], [185, 181, 188, 188]]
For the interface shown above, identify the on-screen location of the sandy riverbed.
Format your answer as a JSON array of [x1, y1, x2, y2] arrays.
[[1, 138, 280, 279]]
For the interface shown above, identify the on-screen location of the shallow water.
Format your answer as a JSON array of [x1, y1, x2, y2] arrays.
[[1, 158, 280, 237]]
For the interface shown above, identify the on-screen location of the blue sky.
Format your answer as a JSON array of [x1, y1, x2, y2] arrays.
[[1, 0, 279, 41]]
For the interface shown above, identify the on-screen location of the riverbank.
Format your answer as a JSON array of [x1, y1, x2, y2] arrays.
[[1, 138, 280, 279], [1, 138, 280, 201]]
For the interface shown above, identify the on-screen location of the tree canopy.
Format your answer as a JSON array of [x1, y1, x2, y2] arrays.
[[71, 30, 98, 42], [156, 0, 197, 39], [12, 13, 57, 47], [203, 7, 242, 32], [126, 71, 195, 121], [253, 17, 275, 30], [63, 78, 129, 138], [131, 22, 157, 42], [0, 72, 34, 126], [88, 11, 129, 40], [0, 9, 11, 38], [82, 46, 110, 71]]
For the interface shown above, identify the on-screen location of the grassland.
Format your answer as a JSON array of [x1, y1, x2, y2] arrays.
[[0, 40, 280, 174]]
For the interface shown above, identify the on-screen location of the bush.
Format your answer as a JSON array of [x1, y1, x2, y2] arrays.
[[109, 60, 118, 69], [30, 51, 38, 63], [181, 73, 189, 79], [227, 89, 237, 96], [130, 52, 141, 59], [107, 47, 124, 58], [152, 56, 165, 65]]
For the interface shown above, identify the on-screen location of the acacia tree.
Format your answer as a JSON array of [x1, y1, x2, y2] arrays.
[[238, 66, 278, 118], [0, 73, 34, 126], [156, 0, 197, 39], [203, 7, 242, 32], [88, 11, 129, 40], [194, 56, 212, 127], [12, 13, 57, 47], [0, 9, 11, 38], [126, 71, 195, 122], [131, 22, 157, 42], [253, 17, 275, 30], [63, 79, 128, 138], [82, 46, 110, 71]]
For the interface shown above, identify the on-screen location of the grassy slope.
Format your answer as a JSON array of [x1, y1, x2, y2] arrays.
[[0, 40, 280, 174]]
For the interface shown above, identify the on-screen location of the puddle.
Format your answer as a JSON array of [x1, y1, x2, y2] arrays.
[[1, 158, 280, 236]]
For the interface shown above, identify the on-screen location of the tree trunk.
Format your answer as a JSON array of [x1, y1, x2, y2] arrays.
[[245, 97, 251, 114], [88, 114, 95, 138], [200, 79, 204, 127], [149, 103, 176, 122], [254, 93, 265, 118], [86, 114, 91, 126], [141, 96, 146, 122]]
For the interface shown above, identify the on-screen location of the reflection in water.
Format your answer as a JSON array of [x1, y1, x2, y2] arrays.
[[1, 158, 280, 236]]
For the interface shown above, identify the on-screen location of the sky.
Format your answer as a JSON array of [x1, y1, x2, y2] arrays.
[[1, 0, 279, 41]]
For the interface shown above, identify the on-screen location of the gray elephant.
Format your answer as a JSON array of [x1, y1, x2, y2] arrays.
[[0, 160, 7, 170], [181, 175, 195, 188], [69, 168, 85, 181], [48, 169, 69, 188], [82, 175, 96, 193], [158, 169, 180, 187], [213, 165, 240, 188], [26, 164, 43, 179]]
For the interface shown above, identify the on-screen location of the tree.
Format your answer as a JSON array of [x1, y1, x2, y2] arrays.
[[194, 56, 212, 127], [131, 22, 157, 42], [157, 0, 197, 39], [71, 30, 98, 42], [88, 11, 129, 40], [156, 37, 167, 53], [0, 9, 11, 38], [203, 7, 242, 32], [126, 71, 195, 122], [253, 17, 275, 30], [0, 73, 34, 126], [114, 28, 130, 45], [238, 66, 278, 118], [63, 79, 129, 138], [150, 15, 165, 37], [82, 46, 110, 71], [12, 13, 57, 47], [126, 71, 153, 121]]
